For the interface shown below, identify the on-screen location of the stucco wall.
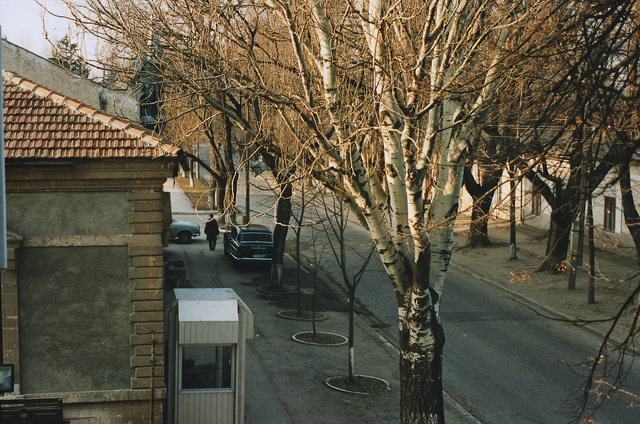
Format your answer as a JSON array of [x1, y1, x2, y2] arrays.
[[63, 399, 163, 424], [17, 246, 131, 393], [6, 191, 130, 237], [2, 39, 140, 121]]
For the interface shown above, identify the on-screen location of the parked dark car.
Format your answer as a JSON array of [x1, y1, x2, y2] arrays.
[[223, 224, 274, 263], [169, 220, 201, 244]]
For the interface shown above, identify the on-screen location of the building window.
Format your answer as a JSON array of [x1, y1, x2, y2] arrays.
[[182, 345, 234, 390], [604, 196, 616, 232], [531, 191, 542, 215]]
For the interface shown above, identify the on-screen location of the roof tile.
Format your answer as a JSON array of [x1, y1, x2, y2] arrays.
[[3, 70, 181, 160], [64, 98, 82, 111], [33, 86, 52, 97]]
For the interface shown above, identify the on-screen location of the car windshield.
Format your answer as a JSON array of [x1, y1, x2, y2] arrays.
[[240, 233, 272, 242]]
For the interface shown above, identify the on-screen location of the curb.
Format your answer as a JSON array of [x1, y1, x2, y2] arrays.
[[450, 262, 639, 355], [324, 375, 391, 395], [276, 310, 328, 321], [291, 331, 348, 346]]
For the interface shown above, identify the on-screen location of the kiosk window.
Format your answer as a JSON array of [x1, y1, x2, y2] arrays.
[[182, 345, 233, 390]]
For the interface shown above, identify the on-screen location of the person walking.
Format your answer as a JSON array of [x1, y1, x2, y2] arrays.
[[204, 214, 220, 251]]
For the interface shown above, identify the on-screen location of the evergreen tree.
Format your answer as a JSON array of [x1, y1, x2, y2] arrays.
[[48, 35, 90, 78]]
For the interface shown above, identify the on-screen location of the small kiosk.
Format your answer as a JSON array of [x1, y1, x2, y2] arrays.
[[166, 288, 253, 424]]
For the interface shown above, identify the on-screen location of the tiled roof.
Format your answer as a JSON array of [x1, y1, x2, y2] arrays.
[[2, 70, 181, 160]]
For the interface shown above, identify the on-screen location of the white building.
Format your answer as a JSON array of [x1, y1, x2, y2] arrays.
[[463, 159, 639, 249]]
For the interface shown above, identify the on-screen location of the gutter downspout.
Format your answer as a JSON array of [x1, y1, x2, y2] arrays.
[[1, 28, 8, 270]]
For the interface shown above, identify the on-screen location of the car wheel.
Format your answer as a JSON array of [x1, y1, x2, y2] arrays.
[[224, 243, 231, 258], [177, 231, 192, 244]]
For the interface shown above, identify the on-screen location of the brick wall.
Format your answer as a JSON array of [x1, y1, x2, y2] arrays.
[[128, 189, 167, 390]]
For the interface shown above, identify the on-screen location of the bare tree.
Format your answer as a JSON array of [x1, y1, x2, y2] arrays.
[[463, 153, 504, 247], [516, 3, 640, 419], [513, 0, 640, 274], [60, 0, 638, 422], [290, 177, 323, 313], [319, 185, 376, 382]]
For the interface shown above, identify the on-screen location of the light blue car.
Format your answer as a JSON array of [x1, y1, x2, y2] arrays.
[[169, 220, 201, 244]]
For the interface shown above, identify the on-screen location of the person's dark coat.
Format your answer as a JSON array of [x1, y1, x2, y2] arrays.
[[205, 219, 219, 241]]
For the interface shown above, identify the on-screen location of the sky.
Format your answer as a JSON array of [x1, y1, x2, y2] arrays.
[[0, 0, 76, 58]]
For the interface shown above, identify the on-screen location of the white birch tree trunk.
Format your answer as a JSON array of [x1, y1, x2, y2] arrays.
[[429, 98, 467, 304]]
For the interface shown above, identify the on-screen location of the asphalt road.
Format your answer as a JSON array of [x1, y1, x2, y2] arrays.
[[343, 254, 640, 424]]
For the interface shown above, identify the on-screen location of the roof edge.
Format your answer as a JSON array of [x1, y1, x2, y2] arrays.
[[2, 70, 182, 158]]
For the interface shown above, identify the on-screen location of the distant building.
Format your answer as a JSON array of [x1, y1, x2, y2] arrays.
[[461, 157, 640, 250], [130, 56, 165, 134]]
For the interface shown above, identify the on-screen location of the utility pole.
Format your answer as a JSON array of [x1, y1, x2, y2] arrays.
[[244, 144, 250, 225], [0, 26, 8, 270], [568, 142, 588, 290], [149, 331, 156, 424]]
